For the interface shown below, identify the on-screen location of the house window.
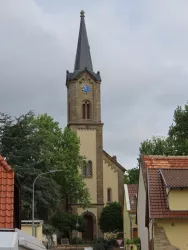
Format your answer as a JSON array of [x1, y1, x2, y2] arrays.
[[87, 160, 92, 177], [107, 188, 112, 202], [82, 101, 91, 119]]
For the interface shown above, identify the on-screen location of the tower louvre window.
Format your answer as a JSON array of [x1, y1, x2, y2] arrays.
[[82, 100, 91, 119], [82, 103, 86, 119]]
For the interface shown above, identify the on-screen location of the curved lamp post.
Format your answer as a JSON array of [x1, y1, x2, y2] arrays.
[[32, 170, 63, 236], [75, 216, 79, 250]]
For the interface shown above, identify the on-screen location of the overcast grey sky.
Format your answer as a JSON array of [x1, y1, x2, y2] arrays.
[[0, 0, 188, 169]]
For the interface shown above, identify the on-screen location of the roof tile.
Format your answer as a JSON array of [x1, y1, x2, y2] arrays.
[[160, 169, 188, 187], [127, 184, 138, 213], [0, 155, 14, 229], [143, 155, 188, 219]]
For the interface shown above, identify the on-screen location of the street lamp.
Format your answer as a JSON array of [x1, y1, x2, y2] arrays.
[[75, 216, 79, 250], [32, 170, 63, 236]]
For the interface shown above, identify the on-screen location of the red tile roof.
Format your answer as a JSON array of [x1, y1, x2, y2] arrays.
[[143, 155, 188, 169], [148, 168, 188, 218], [160, 169, 188, 187], [127, 184, 138, 213], [0, 156, 14, 228], [141, 155, 188, 219]]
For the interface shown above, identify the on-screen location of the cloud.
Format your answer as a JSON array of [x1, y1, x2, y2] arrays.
[[0, 0, 188, 168]]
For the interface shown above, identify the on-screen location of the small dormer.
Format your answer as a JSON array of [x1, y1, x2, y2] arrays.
[[160, 169, 188, 211]]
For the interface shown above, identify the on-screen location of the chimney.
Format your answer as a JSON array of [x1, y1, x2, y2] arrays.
[[112, 155, 117, 161]]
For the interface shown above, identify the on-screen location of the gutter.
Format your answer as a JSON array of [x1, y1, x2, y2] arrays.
[[129, 214, 132, 239]]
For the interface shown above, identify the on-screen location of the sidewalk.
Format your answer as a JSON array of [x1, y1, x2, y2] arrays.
[[52, 245, 93, 250]]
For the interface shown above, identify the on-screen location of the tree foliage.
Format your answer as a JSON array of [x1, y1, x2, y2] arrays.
[[0, 111, 90, 220], [99, 202, 123, 233], [168, 104, 188, 155], [139, 103, 188, 156], [124, 166, 139, 184], [52, 211, 85, 234]]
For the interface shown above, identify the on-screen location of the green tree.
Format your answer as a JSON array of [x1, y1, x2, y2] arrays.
[[124, 166, 139, 184], [139, 136, 173, 155], [0, 111, 90, 220], [99, 202, 123, 233], [168, 104, 188, 155], [52, 211, 85, 237], [139, 103, 188, 156], [33, 114, 91, 210]]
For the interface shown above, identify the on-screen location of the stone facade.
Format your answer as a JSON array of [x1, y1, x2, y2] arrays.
[[65, 11, 125, 240], [67, 72, 105, 239]]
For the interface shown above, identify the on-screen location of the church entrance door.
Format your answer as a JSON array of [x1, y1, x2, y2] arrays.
[[82, 214, 93, 241]]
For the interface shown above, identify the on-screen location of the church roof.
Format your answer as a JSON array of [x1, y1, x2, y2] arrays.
[[66, 11, 101, 82], [74, 10, 93, 71], [103, 150, 126, 172], [66, 69, 101, 82]]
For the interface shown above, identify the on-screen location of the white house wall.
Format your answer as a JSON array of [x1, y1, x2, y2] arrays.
[[137, 166, 148, 250]]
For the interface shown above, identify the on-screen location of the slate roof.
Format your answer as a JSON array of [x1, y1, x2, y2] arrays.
[[66, 11, 101, 83], [74, 10, 93, 72], [160, 168, 188, 187], [0, 156, 14, 228], [141, 155, 188, 219], [66, 69, 101, 82], [127, 184, 138, 213]]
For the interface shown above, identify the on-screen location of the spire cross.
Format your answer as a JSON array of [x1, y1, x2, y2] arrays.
[[80, 10, 85, 17]]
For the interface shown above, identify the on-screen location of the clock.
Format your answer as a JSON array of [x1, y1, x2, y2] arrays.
[[82, 84, 90, 93]]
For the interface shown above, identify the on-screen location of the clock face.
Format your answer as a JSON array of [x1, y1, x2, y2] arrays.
[[82, 84, 90, 93]]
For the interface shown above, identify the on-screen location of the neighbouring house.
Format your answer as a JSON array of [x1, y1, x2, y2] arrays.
[[0, 156, 46, 249], [0, 155, 21, 229], [138, 155, 188, 250], [124, 184, 138, 240], [21, 220, 43, 242], [137, 157, 149, 250], [124, 184, 138, 250]]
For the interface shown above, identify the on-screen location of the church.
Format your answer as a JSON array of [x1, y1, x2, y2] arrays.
[[66, 10, 125, 240]]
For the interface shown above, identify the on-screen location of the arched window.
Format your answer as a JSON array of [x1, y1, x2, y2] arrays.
[[107, 188, 112, 202], [82, 160, 93, 178], [82, 101, 91, 119], [87, 160, 93, 177], [82, 162, 87, 177]]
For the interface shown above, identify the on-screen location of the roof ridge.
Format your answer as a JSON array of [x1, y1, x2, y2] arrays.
[[143, 155, 188, 159]]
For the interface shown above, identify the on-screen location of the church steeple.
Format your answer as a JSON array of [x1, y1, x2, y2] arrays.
[[74, 10, 93, 71], [66, 10, 102, 125]]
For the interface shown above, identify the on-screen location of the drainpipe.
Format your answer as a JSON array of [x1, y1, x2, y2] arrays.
[[129, 214, 132, 239], [152, 218, 154, 250]]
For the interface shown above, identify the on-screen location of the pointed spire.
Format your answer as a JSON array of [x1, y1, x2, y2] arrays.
[[74, 10, 93, 71]]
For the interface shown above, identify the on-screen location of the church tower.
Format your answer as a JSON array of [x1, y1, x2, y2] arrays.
[[66, 10, 104, 239]]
